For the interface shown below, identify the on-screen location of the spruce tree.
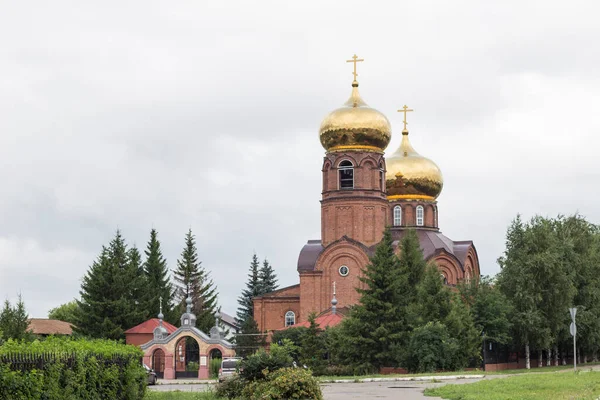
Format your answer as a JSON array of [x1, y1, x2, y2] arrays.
[[258, 258, 278, 294], [0, 295, 32, 342], [76, 231, 147, 340], [173, 229, 218, 333], [300, 313, 326, 374], [336, 228, 405, 371], [235, 316, 266, 358], [236, 253, 262, 323], [144, 228, 175, 323], [398, 229, 427, 301]]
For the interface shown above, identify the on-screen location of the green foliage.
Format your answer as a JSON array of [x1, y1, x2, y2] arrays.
[[186, 361, 200, 372], [241, 367, 323, 400], [173, 229, 219, 334], [75, 231, 148, 340], [425, 370, 600, 400], [215, 375, 246, 399], [335, 228, 406, 370], [239, 340, 295, 382], [0, 294, 33, 342], [209, 357, 221, 379], [48, 300, 80, 325], [258, 259, 279, 295], [143, 229, 175, 324], [237, 253, 262, 323], [145, 391, 223, 400], [271, 327, 307, 361], [299, 313, 326, 375], [0, 337, 146, 400], [235, 317, 266, 359], [402, 321, 460, 373]]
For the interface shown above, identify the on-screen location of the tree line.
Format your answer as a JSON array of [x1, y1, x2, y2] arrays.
[[49, 228, 218, 339], [268, 213, 600, 374]]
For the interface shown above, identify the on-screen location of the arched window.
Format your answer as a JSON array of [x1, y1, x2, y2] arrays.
[[379, 161, 385, 191], [465, 269, 471, 284], [416, 205, 424, 226], [338, 160, 354, 189], [441, 273, 448, 285], [393, 206, 402, 226], [285, 311, 295, 327]]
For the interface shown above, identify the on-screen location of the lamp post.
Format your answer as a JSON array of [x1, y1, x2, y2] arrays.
[[569, 307, 577, 372]]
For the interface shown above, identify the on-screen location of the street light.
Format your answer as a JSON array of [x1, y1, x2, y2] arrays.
[[569, 307, 577, 372]]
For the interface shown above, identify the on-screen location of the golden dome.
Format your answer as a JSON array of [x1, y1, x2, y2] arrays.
[[319, 84, 392, 153], [385, 131, 443, 200]]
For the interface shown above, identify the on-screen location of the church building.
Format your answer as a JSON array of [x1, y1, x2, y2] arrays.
[[254, 56, 480, 332]]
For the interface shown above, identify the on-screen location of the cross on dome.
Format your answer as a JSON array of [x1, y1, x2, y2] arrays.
[[397, 105, 414, 133], [346, 54, 364, 86]]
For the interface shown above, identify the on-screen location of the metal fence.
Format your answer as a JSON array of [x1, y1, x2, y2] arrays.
[[0, 352, 137, 372]]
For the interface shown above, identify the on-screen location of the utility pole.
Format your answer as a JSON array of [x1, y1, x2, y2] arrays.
[[569, 307, 577, 372]]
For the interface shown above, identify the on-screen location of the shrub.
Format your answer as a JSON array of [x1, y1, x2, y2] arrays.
[[0, 337, 146, 400], [270, 327, 307, 361], [239, 340, 295, 382], [322, 365, 356, 377], [401, 321, 461, 373], [241, 368, 322, 400], [214, 375, 246, 399], [186, 361, 200, 372], [209, 358, 221, 379]]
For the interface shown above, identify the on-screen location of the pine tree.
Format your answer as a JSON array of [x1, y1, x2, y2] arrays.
[[173, 229, 218, 333], [235, 316, 266, 358], [0, 295, 32, 342], [336, 228, 406, 371], [258, 258, 278, 295], [144, 229, 175, 323], [236, 253, 262, 323], [76, 231, 147, 340], [300, 313, 326, 374]]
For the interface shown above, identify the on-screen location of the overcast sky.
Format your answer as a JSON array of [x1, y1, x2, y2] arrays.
[[1, 1, 599, 319]]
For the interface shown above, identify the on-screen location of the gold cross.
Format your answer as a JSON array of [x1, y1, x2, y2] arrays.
[[346, 54, 364, 83], [398, 105, 414, 132]]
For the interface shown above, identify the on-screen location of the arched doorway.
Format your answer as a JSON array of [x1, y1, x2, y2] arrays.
[[209, 348, 223, 379], [152, 348, 165, 378], [175, 336, 200, 379]]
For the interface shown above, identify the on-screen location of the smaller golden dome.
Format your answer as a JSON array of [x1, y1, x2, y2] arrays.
[[319, 84, 392, 153], [385, 131, 443, 200]]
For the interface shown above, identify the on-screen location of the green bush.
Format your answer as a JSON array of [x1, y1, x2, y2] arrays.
[[241, 368, 322, 400], [270, 327, 307, 361], [0, 336, 146, 400], [186, 361, 199, 372], [214, 375, 246, 399], [209, 358, 221, 379], [401, 321, 461, 373], [239, 340, 295, 381]]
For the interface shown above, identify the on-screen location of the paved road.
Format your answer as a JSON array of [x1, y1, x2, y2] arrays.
[[149, 377, 487, 399]]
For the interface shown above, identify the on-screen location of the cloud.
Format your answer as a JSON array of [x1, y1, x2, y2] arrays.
[[1, 0, 599, 318]]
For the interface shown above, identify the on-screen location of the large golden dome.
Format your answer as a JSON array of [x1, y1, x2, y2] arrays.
[[385, 131, 443, 200], [319, 84, 392, 153]]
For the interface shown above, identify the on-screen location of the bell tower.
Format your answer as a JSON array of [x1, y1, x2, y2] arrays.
[[318, 55, 391, 247]]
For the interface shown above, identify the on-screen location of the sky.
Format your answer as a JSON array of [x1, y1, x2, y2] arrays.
[[1, 1, 599, 319]]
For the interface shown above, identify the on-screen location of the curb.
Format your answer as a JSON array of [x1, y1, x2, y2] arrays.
[[320, 375, 485, 383]]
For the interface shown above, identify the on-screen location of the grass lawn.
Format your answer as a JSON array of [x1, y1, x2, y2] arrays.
[[145, 391, 222, 400], [424, 370, 600, 400]]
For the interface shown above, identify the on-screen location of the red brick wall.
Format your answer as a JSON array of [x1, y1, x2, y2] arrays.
[[254, 285, 301, 332], [126, 333, 153, 347]]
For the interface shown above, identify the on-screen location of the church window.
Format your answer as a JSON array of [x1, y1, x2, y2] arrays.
[[416, 205, 424, 226], [339, 265, 349, 276], [338, 160, 354, 189], [379, 161, 385, 191], [285, 311, 295, 327], [393, 206, 402, 226]]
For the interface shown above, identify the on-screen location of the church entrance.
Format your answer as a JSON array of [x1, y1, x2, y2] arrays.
[[152, 348, 165, 379], [175, 336, 200, 379]]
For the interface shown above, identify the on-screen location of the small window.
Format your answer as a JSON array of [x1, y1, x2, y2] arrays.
[[285, 311, 295, 327], [338, 160, 354, 189], [393, 206, 402, 226], [339, 265, 349, 276], [379, 162, 385, 191], [441, 274, 448, 285], [416, 205, 424, 226]]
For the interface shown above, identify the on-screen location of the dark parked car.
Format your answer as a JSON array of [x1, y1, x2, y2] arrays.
[[144, 364, 157, 385]]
